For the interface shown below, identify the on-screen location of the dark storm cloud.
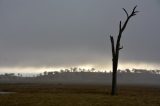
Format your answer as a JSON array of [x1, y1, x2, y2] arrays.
[[0, 0, 159, 68]]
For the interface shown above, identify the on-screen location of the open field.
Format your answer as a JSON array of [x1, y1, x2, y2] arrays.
[[0, 84, 160, 106]]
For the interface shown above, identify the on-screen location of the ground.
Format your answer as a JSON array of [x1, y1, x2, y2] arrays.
[[0, 84, 160, 106]]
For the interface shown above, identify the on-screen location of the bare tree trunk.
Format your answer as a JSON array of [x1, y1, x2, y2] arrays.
[[110, 6, 138, 95], [111, 59, 118, 95]]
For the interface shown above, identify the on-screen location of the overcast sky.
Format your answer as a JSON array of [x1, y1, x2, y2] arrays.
[[0, 0, 160, 73]]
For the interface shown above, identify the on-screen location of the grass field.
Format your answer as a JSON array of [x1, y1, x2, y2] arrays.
[[0, 84, 160, 106]]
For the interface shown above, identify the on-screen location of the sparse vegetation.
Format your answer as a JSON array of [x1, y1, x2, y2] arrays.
[[0, 84, 160, 106]]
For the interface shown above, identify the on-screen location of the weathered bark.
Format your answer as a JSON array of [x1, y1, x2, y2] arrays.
[[110, 6, 138, 95]]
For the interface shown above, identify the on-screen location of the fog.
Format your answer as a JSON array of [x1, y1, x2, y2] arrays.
[[0, 0, 160, 72], [0, 70, 160, 86]]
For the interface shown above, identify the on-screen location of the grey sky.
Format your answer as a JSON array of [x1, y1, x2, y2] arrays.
[[0, 0, 160, 72]]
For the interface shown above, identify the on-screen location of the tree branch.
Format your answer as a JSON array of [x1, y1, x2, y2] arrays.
[[121, 6, 138, 32], [110, 35, 115, 57], [116, 6, 138, 52], [119, 21, 122, 33], [122, 8, 129, 17], [119, 45, 123, 50]]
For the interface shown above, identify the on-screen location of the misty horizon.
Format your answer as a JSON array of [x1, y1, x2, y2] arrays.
[[0, 69, 159, 86]]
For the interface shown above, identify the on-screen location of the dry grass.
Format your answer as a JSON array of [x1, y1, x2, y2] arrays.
[[0, 84, 160, 106]]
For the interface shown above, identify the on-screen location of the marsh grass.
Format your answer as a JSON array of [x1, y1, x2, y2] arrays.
[[0, 84, 160, 106]]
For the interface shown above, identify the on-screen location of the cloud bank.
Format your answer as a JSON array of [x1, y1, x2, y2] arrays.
[[0, 0, 160, 72]]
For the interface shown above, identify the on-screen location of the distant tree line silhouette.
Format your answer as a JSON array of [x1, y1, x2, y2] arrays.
[[1, 68, 160, 78]]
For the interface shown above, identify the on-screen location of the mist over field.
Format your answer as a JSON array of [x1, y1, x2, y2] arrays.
[[1, 69, 160, 86], [0, 1, 160, 106]]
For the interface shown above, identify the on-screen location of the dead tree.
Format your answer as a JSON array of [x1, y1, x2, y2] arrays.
[[110, 6, 138, 95]]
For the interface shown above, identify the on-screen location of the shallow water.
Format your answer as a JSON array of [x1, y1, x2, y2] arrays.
[[0, 92, 16, 94]]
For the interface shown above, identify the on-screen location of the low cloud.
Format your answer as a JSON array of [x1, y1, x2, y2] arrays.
[[0, 0, 160, 72]]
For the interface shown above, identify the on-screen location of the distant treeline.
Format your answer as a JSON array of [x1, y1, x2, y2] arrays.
[[0, 68, 160, 85], [0, 68, 160, 77]]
